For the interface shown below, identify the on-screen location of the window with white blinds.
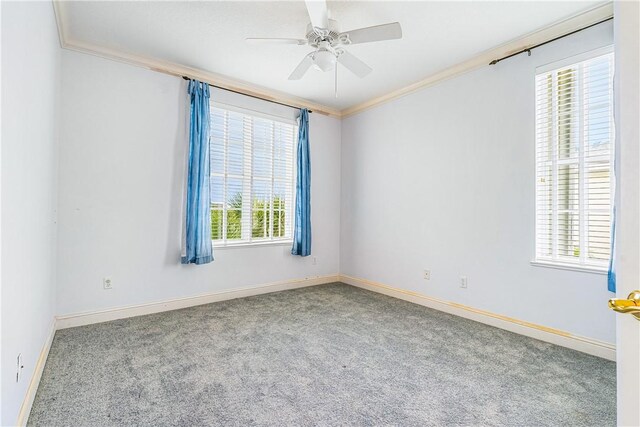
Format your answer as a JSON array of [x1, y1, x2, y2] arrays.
[[535, 50, 614, 269], [209, 105, 296, 246]]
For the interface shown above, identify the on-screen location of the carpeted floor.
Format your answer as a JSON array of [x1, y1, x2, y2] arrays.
[[29, 283, 615, 426]]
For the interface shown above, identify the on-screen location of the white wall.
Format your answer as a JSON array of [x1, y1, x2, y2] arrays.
[[341, 22, 616, 344], [56, 50, 341, 316], [1, 1, 60, 424], [613, 1, 640, 424]]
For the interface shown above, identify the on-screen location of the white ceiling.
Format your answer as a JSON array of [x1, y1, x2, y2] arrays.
[[59, 0, 606, 110]]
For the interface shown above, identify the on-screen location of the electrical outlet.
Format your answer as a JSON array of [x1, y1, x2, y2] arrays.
[[312, 257, 317, 265], [423, 270, 431, 280], [103, 277, 113, 290], [460, 276, 468, 288], [16, 353, 24, 382]]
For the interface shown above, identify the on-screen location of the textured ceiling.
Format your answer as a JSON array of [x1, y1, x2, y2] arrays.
[[60, 1, 606, 110]]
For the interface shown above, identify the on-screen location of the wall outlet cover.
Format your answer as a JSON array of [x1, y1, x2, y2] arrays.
[[460, 276, 468, 288]]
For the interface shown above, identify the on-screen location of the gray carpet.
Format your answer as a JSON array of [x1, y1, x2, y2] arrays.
[[29, 283, 615, 426]]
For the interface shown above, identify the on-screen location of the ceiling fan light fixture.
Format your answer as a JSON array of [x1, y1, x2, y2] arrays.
[[252, 0, 402, 86], [312, 49, 336, 72]]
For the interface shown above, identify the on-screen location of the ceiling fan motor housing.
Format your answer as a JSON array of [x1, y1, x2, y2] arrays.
[[278, 1, 400, 82], [306, 19, 347, 47]]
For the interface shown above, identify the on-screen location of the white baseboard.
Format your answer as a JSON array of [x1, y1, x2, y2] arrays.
[[55, 274, 339, 330], [18, 273, 613, 426], [19, 275, 337, 425], [16, 320, 56, 427], [340, 274, 616, 361]]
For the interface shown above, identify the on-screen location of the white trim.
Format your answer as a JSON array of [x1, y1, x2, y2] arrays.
[[17, 275, 614, 425], [212, 101, 298, 127], [55, 275, 339, 329], [51, 0, 67, 49], [213, 239, 293, 250], [52, 2, 340, 118], [16, 321, 56, 427], [341, 3, 613, 117], [536, 45, 614, 74], [533, 49, 615, 268], [530, 259, 608, 275], [210, 104, 297, 245], [339, 274, 616, 361], [52, 0, 613, 119]]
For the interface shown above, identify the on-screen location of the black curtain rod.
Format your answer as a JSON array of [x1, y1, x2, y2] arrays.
[[489, 16, 613, 66], [182, 76, 312, 113]]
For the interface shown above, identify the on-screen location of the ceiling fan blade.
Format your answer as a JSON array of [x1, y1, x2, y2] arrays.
[[337, 51, 372, 78], [340, 22, 402, 45], [305, 0, 329, 30], [246, 38, 308, 45], [288, 54, 314, 80]]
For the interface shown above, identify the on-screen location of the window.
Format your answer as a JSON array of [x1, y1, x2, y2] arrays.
[[209, 104, 296, 246], [535, 49, 614, 270]]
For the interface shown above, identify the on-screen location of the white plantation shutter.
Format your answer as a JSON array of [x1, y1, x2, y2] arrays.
[[535, 50, 614, 268], [210, 105, 296, 246]]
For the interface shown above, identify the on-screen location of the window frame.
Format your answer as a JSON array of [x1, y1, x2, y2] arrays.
[[532, 46, 614, 273], [209, 102, 298, 249]]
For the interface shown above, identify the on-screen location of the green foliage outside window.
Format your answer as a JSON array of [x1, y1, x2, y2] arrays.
[[211, 193, 286, 241]]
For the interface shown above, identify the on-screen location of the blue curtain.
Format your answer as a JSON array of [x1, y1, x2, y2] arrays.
[[608, 206, 616, 292], [181, 80, 213, 265], [608, 83, 618, 292], [292, 109, 311, 257]]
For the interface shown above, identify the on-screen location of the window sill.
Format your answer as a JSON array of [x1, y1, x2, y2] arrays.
[[530, 260, 608, 275], [213, 240, 292, 250]]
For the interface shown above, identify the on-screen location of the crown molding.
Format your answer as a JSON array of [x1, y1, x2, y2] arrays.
[[62, 37, 343, 118], [52, 0, 67, 49], [51, 1, 342, 118], [341, 2, 613, 118], [53, 0, 613, 120]]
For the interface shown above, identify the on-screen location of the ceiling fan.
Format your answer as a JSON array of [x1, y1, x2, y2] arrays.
[[246, 0, 402, 94]]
